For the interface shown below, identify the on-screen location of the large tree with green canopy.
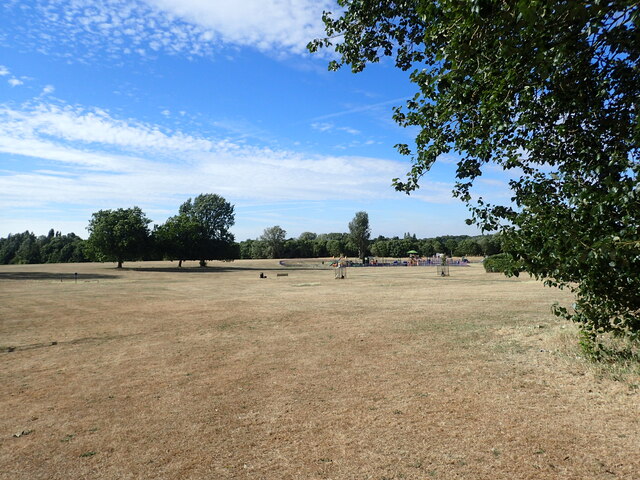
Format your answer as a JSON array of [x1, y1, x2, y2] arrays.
[[260, 225, 287, 259], [87, 207, 151, 268], [309, 1, 639, 341], [177, 194, 236, 266], [153, 214, 202, 267], [349, 211, 371, 261]]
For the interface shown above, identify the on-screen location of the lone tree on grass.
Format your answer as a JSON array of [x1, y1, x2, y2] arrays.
[[310, 2, 640, 342], [349, 211, 371, 262], [87, 207, 151, 268], [175, 194, 236, 267]]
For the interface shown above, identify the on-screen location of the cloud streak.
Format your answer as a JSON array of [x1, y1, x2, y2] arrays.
[[310, 97, 410, 122], [2, 0, 336, 61], [0, 101, 409, 222]]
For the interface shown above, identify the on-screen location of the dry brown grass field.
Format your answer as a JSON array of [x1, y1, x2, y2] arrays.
[[1, 259, 638, 479]]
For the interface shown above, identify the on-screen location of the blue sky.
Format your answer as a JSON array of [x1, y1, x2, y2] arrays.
[[0, 0, 509, 241]]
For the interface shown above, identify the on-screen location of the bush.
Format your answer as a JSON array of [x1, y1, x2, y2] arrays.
[[483, 253, 522, 274]]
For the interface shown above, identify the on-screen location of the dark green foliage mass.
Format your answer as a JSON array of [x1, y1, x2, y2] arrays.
[[0, 230, 88, 265], [483, 253, 523, 274], [310, 1, 639, 339], [260, 226, 287, 259], [153, 214, 202, 267], [0, 231, 40, 264], [166, 194, 236, 266], [39, 231, 87, 263], [239, 232, 499, 260], [86, 207, 151, 268], [349, 211, 371, 261]]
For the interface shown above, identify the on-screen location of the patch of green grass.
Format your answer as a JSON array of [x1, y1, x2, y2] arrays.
[[61, 434, 75, 442], [493, 340, 531, 355], [579, 332, 640, 383], [217, 322, 239, 331], [79, 451, 96, 458], [403, 319, 482, 335]]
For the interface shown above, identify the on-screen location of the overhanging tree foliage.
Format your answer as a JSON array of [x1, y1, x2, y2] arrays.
[[310, 1, 639, 339]]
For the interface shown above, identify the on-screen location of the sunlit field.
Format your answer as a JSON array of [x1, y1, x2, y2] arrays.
[[1, 260, 638, 479]]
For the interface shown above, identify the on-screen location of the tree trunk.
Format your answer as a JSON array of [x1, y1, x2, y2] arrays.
[[117, 260, 123, 268], [178, 259, 183, 268]]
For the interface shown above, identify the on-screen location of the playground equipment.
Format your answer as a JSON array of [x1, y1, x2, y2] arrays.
[[437, 259, 450, 277]]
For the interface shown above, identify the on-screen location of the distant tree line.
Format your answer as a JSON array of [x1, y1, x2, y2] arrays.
[[1, 204, 502, 265], [0, 229, 89, 265], [239, 230, 502, 260], [0, 194, 238, 268]]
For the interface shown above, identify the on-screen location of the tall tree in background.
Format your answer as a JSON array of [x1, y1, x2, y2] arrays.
[[87, 207, 151, 268], [179, 194, 236, 266], [153, 214, 202, 267], [310, 1, 639, 340], [349, 211, 371, 261], [260, 226, 286, 259]]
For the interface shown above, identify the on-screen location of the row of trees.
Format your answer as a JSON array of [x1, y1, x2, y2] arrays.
[[239, 232, 500, 260], [2, 207, 502, 265], [0, 230, 88, 265], [238, 211, 501, 260], [0, 194, 237, 267], [86, 194, 237, 268]]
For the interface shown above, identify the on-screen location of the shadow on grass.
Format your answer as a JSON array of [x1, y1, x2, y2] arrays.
[[125, 265, 327, 273], [2, 332, 142, 353], [126, 266, 261, 273], [0, 272, 119, 281]]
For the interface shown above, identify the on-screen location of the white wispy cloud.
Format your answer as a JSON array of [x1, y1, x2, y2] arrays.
[[410, 182, 459, 205], [310, 97, 410, 122], [148, 0, 335, 54], [0, 65, 9, 76], [340, 126, 361, 135], [8, 78, 23, 87], [0, 100, 408, 220], [0, 103, 214, 153], [311, 122, 333, 132], [2, 0, 335, 60], [311, 122, 361, 136]]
